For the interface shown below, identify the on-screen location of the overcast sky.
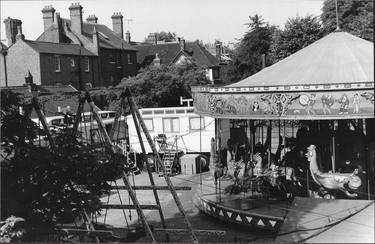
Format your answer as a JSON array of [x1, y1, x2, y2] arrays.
[[1, 0, 324, 44]]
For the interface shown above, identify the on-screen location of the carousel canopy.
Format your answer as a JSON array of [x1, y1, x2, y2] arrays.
[[227, 31, 373, 88], [192, 31, 374, 120]]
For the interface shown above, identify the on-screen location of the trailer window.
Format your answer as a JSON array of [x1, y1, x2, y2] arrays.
[[189, 117, 205, 130], [143, 119, 154, 131], [163, 118, 179, 133]]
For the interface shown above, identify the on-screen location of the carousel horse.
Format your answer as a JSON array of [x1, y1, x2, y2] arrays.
[[306, 145, 362, 198]]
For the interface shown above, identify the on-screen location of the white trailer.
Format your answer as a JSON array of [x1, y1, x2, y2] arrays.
[[126, 106, 215, 155]]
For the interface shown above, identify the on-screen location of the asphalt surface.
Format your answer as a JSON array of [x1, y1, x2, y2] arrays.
[[98, 171, 276, 243]]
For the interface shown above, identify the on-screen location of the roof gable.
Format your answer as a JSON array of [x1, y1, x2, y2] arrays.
[[63, 19, 137, 51], [136, 41, 219, 68]]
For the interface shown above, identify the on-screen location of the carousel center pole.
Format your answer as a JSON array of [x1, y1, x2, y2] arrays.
[[332, 120, 337, 173]]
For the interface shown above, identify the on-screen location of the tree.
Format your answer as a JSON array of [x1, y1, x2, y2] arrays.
[[117, 62, 210, 108], [269, 15, 324, 63], [321, 0, 373, 41], [226, 15, 277, 83], [144, 31, 178, 43], [156, 31, 177, 42], [1, 109, 123, 241]]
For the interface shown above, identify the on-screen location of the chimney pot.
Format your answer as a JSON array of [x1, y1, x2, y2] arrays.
[[179, 37, 185, 51], [3, 17, 22, 46], [86, 14, 98, 23], [69, 3, 83, 34], [42, 5, 55, 31], [111, 12, 124, 39]]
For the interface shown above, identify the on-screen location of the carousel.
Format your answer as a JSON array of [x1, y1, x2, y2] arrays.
[[192, 30, 374, 236]]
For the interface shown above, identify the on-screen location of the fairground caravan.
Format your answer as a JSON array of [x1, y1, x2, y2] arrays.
[[126, 106, 215, 155]]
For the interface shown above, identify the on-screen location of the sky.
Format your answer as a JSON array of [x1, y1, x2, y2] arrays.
[[0, 0, 324, 45]]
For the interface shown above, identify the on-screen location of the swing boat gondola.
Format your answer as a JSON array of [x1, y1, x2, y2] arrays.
[[191, 31, 374, 233]]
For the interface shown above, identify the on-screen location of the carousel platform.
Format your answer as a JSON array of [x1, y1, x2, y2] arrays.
[[275, 197, 374, 243], [193, 174, 291, 232]]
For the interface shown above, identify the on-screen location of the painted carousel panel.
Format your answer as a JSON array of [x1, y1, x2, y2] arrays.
[[192, 90, 374, 119]]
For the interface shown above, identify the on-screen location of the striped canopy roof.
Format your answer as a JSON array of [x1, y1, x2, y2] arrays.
[[227, 31, 373, 88]]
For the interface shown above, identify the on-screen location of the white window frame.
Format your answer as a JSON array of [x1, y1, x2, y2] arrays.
[[143, 118, 154, 131], [163, 117, 179, 133], [84, 57, 90, 72], [127, 53, 133, 64], [189, 117, 205, 131], [54, 55, 61, 72]]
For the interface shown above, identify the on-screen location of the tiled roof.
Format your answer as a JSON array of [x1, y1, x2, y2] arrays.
[[24, 40, 96, 56], [63, 19, 137, 51], [1, 85, 94, 118], [136, 42, 220, 68]]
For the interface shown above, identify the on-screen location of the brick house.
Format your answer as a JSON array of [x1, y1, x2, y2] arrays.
[[36, 3, 137, 87], [4, 22, 98, 88], [136, 38, 221, 83], [0, 42, 7, 87]]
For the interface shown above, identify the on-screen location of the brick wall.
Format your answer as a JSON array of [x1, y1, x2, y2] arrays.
[[0, 53, 7, 86], [99, 48, 137, 87], [7, 40, 41, 86], [39, 54, 99, 89]]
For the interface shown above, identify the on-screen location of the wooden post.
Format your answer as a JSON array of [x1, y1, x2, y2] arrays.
[[32, 97, 56, 150], [86, 91, 157, 243], [72, 92, 85, 138], [127, 93, 170, 242], [126, 88, 199, 244], [109, 92, 126, 141]]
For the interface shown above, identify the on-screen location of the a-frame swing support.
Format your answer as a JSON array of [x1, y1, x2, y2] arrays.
[[73, 90, 158, 243], [124, 88, 199, 243], [74, 89, 199, 243], [25, 85, 100, 243]]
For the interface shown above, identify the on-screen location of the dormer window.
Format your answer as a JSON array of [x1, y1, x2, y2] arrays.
[[54, 55, 61, 72]]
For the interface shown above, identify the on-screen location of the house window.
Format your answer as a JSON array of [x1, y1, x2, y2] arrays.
[[163, 118, 179, 133], [189, 117, 205, 131], [127, 53, 132, 64], [84, 57, 90, 72], [143, 119, 154, 131], [70, 57, 75, 67], [109, 54, 115, 64], [213, 68, 220, 79], [54, 56, 61, 72]]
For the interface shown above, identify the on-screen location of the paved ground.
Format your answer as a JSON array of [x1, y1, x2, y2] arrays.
[[98, 171, 276, 243]]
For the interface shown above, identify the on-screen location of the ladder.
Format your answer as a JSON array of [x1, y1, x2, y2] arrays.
[[160, 149, 177, 177]]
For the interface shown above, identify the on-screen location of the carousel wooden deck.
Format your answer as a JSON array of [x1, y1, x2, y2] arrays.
[[193, 175, 291, 232]]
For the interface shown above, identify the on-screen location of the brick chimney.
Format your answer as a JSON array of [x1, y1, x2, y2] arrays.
[[69, 3, 83, 34], [91, 26, 99, 55], [15, 24, 25, 41], [215, 43, 222, 62], [153, 53, 160, 66], [111, 12, 124, 39], [125, 30, 131, 43], [41, 5, 55, 31], [179, 37, 185, 51], [3, 17, 22, 46], [86, 15, 98, 24]]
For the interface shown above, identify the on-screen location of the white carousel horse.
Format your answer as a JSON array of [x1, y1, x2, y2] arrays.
[[306, 145, 362, 198], [251, 153, 299, 183]]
